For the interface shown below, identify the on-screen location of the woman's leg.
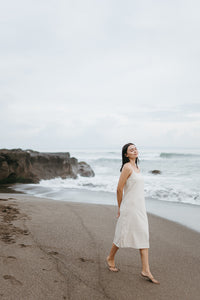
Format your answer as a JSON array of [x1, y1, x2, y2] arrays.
[[107, 243, 119, 270], [139, 248, 150, 273], [139, 248, 160, 284]]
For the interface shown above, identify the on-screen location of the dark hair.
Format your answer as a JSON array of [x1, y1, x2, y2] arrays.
[[120, 142, 139, 172]]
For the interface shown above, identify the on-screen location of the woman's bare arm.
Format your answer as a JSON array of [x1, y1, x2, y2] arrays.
[[117, 164, 132, 209]]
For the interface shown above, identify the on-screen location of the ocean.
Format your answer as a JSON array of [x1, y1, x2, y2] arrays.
[[13, 147, 200, 206]]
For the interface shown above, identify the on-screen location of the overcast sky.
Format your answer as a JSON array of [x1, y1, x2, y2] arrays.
[[1, 0, 200, 151]]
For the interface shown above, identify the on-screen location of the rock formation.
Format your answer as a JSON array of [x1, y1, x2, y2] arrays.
[[0, 149, 95, 184], [150, 170, 162, 174]]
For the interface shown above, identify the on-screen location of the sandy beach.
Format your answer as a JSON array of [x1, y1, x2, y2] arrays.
[[0, 193, 200, 300]]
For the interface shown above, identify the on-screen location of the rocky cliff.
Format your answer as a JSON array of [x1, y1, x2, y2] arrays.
[[0, 149, 95, 184]]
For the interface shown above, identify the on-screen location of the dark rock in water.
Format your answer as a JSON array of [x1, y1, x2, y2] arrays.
[[150, 170, 162, 174], [0, 148, 95, 184], [78, 161, 95, 177]]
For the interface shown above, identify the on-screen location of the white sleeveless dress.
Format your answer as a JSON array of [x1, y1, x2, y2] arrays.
[[113, 168, 149, 249]]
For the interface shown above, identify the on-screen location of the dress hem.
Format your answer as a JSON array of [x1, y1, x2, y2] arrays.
[[113, 241, 149, 249]]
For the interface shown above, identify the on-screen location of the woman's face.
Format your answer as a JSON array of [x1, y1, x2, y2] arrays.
[[126, 144, 138, 159]]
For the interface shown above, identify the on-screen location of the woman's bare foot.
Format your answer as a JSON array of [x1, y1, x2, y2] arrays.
[[106, 256, 119, 272], [141, 271, 160, 284]]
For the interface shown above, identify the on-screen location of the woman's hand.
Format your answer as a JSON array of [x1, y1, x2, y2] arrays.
[[117, 207, 120, 218]]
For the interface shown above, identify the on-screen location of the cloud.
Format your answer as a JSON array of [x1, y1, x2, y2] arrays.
[[0, 0, 200, 149]]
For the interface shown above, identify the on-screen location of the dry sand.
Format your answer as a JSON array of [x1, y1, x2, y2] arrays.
[[0, 193, 200, 300]]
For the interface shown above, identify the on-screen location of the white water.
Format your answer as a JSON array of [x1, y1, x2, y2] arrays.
[[14, 146, 200, 206]]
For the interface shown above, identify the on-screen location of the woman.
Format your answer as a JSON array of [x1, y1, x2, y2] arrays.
[[106, 143, 160, 284]]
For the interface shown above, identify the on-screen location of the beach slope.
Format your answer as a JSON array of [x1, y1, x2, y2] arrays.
[[0, 193, 200, 300]]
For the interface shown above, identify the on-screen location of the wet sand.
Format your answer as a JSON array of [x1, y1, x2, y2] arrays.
[[0, 193, 200, 300]]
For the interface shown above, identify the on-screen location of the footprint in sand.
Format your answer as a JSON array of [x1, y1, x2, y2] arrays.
[[48, 251, 59, 255], [3, 275, 22, 286], [19, 243, 32, 248], [3, 256, 17, 263], [79, 257, 94, 263], [23, 230, 29, 235]]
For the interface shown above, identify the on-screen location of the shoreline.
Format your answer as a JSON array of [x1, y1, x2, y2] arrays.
[[0, 192, 200, 299], [0, 184, 24, 194], [7, 184, 200, 233]]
